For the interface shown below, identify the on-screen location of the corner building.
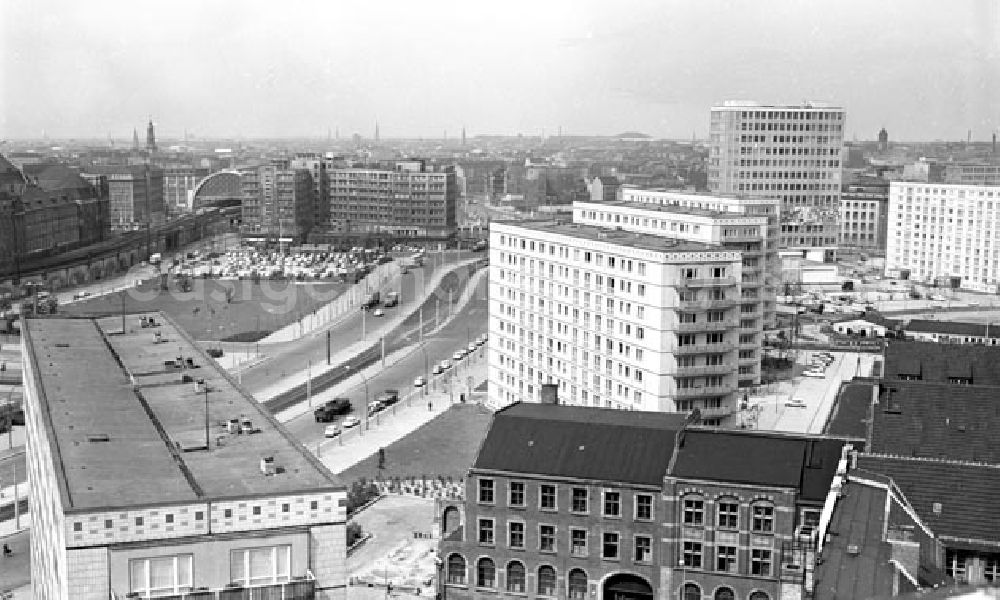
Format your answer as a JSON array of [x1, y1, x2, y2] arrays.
[[22, 313, 347, 600], [489, 221, 746, 422]]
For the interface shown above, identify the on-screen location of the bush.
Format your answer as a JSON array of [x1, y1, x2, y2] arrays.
[[346, 479, 382, 514], [206, 348, 224, 358], [346, 522, 364, 547]]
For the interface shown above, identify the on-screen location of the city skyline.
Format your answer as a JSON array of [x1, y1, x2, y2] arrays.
[[2, 0, 998, 143]]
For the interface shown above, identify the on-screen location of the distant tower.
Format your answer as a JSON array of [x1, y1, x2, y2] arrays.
[[335, 127, 340, 140], [993, 132, 997, 155], [146, 119, 157, 152], [133, 128, 140, 150], [461, 126, 466, 147], [374, 121, 380, 143], [877, 127, 888, 153]]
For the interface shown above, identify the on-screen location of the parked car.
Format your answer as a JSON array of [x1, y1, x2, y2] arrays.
[[432, 364, 444, 375], [368, 400, 384, 415], [786, 397, 807, 408], [467, 343, 477, 353], [373, 308, 385, 317], [803, 370, 825, 378], [324, 424, 342, 438], [453, 350, 465, 361], [378, 389, 400, 406], [413, 376, 426, 388], [342, 415, 360, 428], [439, 359, 452, 371]]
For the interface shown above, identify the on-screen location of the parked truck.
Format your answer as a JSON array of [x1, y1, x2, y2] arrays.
[[362, 290, 381, 310], [314, 397, 352, 422], [382, 291, 399, 307]]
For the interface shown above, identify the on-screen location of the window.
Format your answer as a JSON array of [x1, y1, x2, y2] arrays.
[[568, 569, 588, 600], [478, 478, 495, 504], [478, 518, 495, 545], [717, 545, 738, 572], [635, 494, 653, 520], [714, 587, 735, 600], [508, 521, 524, 548], [195, 511, 203, 521], [537, 565, 556, 596], [984, 556, 999, 582], [603, 490, 621, 517], [682, 541, 703, 569], [602, 532, 620, 559], [224, 508, 233, 518], [539, 524, 556, 552], [682, 583, 702, 600], [446, 554, 466, 584], [717, 498, 739, 529], [230, 546, 290, 586], [634, 535, 652, 562], [506, 561, 525, 593], [509, 481, 525, 507], [476, 557, 496, 588], [73, 522, 82, 532], [683, 497, 705, 525], [751, 549, 772, 576], [946, 549, 970, 583], [540, 484, 556, 510], [130, 555, 193, 596], [572, 488, 588, 513], [570, 528, 588, 557], [752, 503, 774, 532], [135, 517, 144, 527], [749, 592, 770, 600]]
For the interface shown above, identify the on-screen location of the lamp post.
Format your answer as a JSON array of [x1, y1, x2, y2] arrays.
[[419, 342, 430, 396], [346, 365, 370, 432]]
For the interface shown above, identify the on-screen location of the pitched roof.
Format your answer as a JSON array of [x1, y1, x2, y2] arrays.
[[883, 340, 1000, 386], [669, 429, 848, 502], [904, 319, 1000, 339], [871, 381, 1000, 463], [472, 403, 688, 486], [21, 163, 93, 192], [856, 454, 1000, 548], [823, 382, 872, 439], [0, 154, 27, 187]]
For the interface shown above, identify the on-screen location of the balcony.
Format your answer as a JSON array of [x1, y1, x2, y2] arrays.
[[118, 579, 316, 600], [679, 276, 739, 288], [675, 318, 739, 332], [671, 363, 738, 376], [696, 404, 737, 418], [674, 341, 736, 354], [675, 382, 737, 398], [678, 298, 739, 311]]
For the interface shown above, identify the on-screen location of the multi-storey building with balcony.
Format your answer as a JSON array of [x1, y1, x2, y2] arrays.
[[886, 182, 1000, 292], [618, 187, 780, 328], [489, 221, 746, 423], [22, 313, 347, 600], [438, 402, 852, 600], [241, 165, 314, 244], [708, 101, 845, 253]]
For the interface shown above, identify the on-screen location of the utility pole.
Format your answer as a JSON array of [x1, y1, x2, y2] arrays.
[[120, 289, 127, 333], [436, 298, 440, 328], [362, 308, 366, 341], [381, 336, 385, 367], [203, 387, 210, 451], [307, 360, 312, 407], [326, 330, 331, 365], [419, 307, 423, 343]]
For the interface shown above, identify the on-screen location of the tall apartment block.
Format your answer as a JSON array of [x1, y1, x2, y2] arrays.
[[619, 188, 781, 328], [886, 182, 1000, 292], [290, 153, 329, 228], [22, 313, 346, 599], [573, 199, 768, 386], [240, 165, 314, 244], [489, 221, 749, 424], [325, 160, 456, 238], [708, 101, 845, 253]]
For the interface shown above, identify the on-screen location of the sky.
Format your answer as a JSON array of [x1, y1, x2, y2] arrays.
[[2, 0, 998, 142]]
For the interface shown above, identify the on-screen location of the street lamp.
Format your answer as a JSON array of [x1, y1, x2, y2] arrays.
[[419, 342, 431, 397], [345, 365, 370, 432]]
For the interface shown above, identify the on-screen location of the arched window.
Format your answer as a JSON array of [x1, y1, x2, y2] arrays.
[[568, 569, 588, 599], [749, 592, 770, 600], [506, 561, 525, 593], [476, 557, 495, 589], [537, 565, 556, 596], [446, 554, 466, 584], [714, 587, 735, 600], [682, 582, 701, 600]]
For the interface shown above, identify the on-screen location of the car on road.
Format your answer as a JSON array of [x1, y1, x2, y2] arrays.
[[439, 359, 452, 371], [453, 350, 465, 361], [378, 389, 400, 406], [803, 369, 826, 378], [342, 415, 360, 428], [413, 376, 426, 388], [786, 397, 807, 408], [467, 343, 477, 353], [432, 364, 444, 375], [313, 398, 352, 422], [368, 400, 385, 415], [324, 424, 342, 438], [373, 308, 385, 317]]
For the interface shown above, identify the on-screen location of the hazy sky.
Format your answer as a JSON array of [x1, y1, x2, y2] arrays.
[[2, 0, 998, 141]]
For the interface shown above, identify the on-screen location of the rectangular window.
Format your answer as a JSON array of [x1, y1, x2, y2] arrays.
[[478, 478, 495, 504], [572, 488, 588, 513], [752, 504, 774, 532], [635, 494, 653, 520], [230, 546, 291, 586], [478, 518, 495, 545], [683, 498, 704, 525], [682, 541, 703, 569], [540, 484, 557, 510], [509, 481, 525, 507], [508, 521, 525, 548], [717, 545, 738, 572], [717, 499, 739, 529], [602, 532, 620, 560], [751, 549, 772, 576], [603, 490, 621, 517], [539, 524, 556, 552], [570, 528, 588, 557], [634, 535, 652, 563], [130, 555, 194, 597]]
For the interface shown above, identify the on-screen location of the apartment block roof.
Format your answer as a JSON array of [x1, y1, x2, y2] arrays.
[[856, 454, 1000, 549], [23, 313, 341, 513], [493, 220, 728, 255], [669, 429, 848, 502], [871, 381, 1000, 463], [575, 199, 768, 222], [883, 340, 1000, 386], [903, 319, 1000, 340], [473, 403, 689, 486]]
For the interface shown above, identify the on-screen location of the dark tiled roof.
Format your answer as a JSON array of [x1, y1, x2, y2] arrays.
[[813, 480, 895, 600], [856, 454, 1000, 546], [473, 403, 688, 486], [871, 381, 1000, 463], [904, 319, 1000, 339], [21, 163, 93, 192], [823, 382, 872, 439], [0, 154, 26, 187], [669, 430, 848, 502], [883, 340, 1000, 385]]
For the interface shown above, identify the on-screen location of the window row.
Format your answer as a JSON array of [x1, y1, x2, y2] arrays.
[[682, 497, 775, 532], [478, 479, 653, 519], [680, 583, 771, 600], [447, 555, 588, 598], [477, 519, 652, 562], [682, 542, 774, 576], [129, 545, 290, 596]]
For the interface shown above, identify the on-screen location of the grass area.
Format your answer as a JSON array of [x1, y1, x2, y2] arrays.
[[62, 277, 347, 341], [338, 403, 493, 483]]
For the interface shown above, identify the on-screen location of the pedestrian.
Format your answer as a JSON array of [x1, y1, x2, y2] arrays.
[[3, 544, 11, 557], [428, 401, 433, 412]]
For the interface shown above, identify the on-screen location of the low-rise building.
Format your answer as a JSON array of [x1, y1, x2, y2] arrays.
[[901, 319, 1000, 346], [22, 313, 347, 599]]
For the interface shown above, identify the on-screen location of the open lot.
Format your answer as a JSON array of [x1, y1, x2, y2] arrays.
[[62, 277, 347, 341], [338, 403, 493, 483]]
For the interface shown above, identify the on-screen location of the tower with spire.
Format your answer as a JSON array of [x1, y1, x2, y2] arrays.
[[374, 121, 380, 144], [146, 118, 157, 152], [133, 128, 140, 151], [461, 126, 466, 147], [877, 127, 888, 153]]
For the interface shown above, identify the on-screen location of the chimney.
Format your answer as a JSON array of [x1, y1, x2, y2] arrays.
[[540, 383, 559, 405]]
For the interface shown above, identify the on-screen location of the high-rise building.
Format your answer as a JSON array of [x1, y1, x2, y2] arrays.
[[290, 153, 329, 229], [83, 164, 165, 230], [839, 177, 889, 250], [877, 127, 889, 153], [886, 181, 1000, 291], [146, 119, 157, 152], [708, 101, 845, 252], [489, 221, 748, 422], [240, 165, 314, 244], [22, 313, 346, 600]]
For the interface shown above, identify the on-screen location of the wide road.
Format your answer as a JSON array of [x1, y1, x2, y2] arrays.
[[282, 273, 489, 447]]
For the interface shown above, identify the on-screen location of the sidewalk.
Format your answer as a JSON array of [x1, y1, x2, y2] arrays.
[[253, 259, 483, 405]]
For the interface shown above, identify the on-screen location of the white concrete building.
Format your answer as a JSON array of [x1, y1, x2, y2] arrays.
[[489, 221, 749, 424], [887, 182, 1000, 292], [708, 101, 845, 251]]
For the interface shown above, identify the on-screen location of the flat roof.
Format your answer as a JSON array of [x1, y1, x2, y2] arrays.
[[576, 199, 768, 221], [24, 314, 341, 512], [493, 220, 728, 255]]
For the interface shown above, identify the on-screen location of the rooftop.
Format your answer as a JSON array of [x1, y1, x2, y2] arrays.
[[883, 340, 1000, 386], [493, 220, 727, 255], [903, 319, 1000, 339], [669, 429, 849, 502], [823, 382, 872, 440], [473, 403, 689, 486], [23, 313, 341, 512], [576, 199, 767, 221], [21, 164, 94, 192]]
